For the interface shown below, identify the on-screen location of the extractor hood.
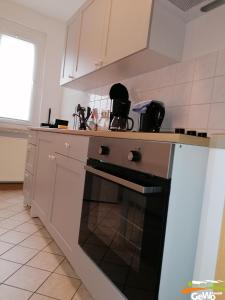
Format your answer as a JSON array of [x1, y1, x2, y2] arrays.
[[168, 0, 225, 11]]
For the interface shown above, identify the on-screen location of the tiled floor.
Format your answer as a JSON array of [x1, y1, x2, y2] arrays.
[[0, 190, 94, 300]]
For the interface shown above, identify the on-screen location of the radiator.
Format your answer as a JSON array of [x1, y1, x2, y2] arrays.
[[0, 136, 27, 182]]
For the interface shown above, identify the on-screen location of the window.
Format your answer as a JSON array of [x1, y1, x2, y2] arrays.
[[0, 34, 35, 122]]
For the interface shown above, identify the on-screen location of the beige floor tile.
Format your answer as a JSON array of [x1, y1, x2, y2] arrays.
[[55, 259, 80, 279], [5, 265, 50, 292], [72, 285, 94, 300], [15, 222, 42, 234], [27, 251, 64, 272], [30, 294, 54, 300], [20, 236, 52, 250], [10, 213, 31, 222], [43, 241, 64, 256], [0, 218, 24, 230], [0, 227, 8, 235], [0, 284, 32, 300], [0, 230, 30, 244], [0, 209, 17, 218], [0, 258, 21, 282], [8, 204, 27, 213], [0, 241, 14, 255], [37, 273, 81, 300], [34, 228, 51, 238], [1, 245, 39, 264]]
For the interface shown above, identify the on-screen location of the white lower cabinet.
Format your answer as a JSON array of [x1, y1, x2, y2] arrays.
[[31, 131, 89, 263], [49, 154, 86, 259]]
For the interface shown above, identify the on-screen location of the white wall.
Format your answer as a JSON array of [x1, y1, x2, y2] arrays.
[[0, 0, 66, 126], [60, 88, 89, 128], [183, 4, 225, 60]]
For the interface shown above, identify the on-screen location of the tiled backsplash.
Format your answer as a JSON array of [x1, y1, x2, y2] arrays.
[[88, 49, 225, 134]]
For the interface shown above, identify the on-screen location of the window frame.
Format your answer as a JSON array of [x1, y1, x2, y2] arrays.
[[0, 18, 46, 127]]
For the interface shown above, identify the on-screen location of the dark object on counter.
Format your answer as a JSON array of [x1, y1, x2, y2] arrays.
[[73, 104, 91, 130], [187, 130, 197, 136], [109, 83, 134, 131], [54, 119, 69, 128], [198, 132, 208, 138], [40, 108, 52, 127], [175, 128, 185, 134], [139, 101, 165, 133]]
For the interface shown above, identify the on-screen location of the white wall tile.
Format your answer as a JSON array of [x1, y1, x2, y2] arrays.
[[212, 75, 225, 102], [175, 60, 195, 84], [188, 104, 210, 130], [194, 52, 217, 80], [158, 64, 177, 88], [162, 106, 190, 129], [191, 78, 214, 104], [208, 103, 225, 130], [216, 49, 225, 76], [169, 83, 192, 107]]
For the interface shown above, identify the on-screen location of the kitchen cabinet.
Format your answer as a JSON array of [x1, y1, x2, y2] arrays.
[[61, 14, 82, 84], [62, 0, 185, 90], [31, 131, 89, 261], [24, 131, 37, 206], [76, 0, 109, 77], [32, 133, 55, 223], [49, 154, 86, 257], [104, 0, 152, 65]]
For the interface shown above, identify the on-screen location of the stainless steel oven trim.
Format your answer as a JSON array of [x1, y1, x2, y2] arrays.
[[85, 165, 162, 194]]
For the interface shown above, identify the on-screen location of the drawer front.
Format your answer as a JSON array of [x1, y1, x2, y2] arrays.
[[54, 134, 89, 163], [54, 134, 70, 157], [28, 131, 38, 145], [23, 171, 33, 206], [68, 136, 89, 162], [26, 144, 36, 174]]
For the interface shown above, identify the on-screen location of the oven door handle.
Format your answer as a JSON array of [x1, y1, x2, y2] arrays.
[[84, 165, 162, 194]]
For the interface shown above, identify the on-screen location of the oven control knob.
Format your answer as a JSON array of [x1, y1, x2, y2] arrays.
[[128, 151, 141, 162], [99, 145, 110, 155]]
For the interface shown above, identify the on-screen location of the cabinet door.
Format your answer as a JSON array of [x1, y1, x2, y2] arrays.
[[62, 14, 81, 81], [104, 0, 152, 65], [49, 154, 85, 255], [33, 135, 55, 222], [23, 171, 33, 207], [25, 144, 36, 174], [76, 0, 109, 77]]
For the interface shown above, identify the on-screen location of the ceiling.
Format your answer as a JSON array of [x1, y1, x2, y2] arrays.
[[8, 0, 86, 21]]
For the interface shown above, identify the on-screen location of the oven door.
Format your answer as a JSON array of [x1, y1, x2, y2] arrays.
[[79, 164, 170, 300]]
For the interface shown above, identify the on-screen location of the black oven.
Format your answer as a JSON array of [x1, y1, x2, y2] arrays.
[[78, 138, 174, 300]]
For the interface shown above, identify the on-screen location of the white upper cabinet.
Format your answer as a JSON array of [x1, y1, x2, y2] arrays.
[[76, 0, 109, 77], [62, 0, 186, 90], [61, 14, 81, 83], [104, 0, 152, 65]]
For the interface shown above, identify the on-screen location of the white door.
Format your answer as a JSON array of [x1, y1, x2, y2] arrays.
[[104, 0, 152, 65], [76, 0, 110, 77], [62, 14, 82, 81]]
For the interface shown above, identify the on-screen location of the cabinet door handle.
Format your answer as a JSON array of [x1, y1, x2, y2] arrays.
[[64, 142, 70, 149]]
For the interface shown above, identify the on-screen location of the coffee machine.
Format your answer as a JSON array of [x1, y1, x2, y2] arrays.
[[109, 83, 134, 131]]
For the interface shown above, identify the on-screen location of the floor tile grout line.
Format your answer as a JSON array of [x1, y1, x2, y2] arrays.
[[0, 194, 84, 300]]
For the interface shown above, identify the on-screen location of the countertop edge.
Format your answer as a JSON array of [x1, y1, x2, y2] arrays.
[[30, 127, 210, 147]]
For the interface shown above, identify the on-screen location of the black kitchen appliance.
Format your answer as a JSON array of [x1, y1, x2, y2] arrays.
[[109, 83, 134, 131], [139, 101, 165, 133], [79, 137, 173, 300]]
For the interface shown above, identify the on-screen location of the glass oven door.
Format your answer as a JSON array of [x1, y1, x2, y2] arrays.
[[79, 162, 171, 300]]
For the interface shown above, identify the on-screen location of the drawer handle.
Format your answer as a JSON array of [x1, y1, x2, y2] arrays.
[[64, 142, 70, 149]]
